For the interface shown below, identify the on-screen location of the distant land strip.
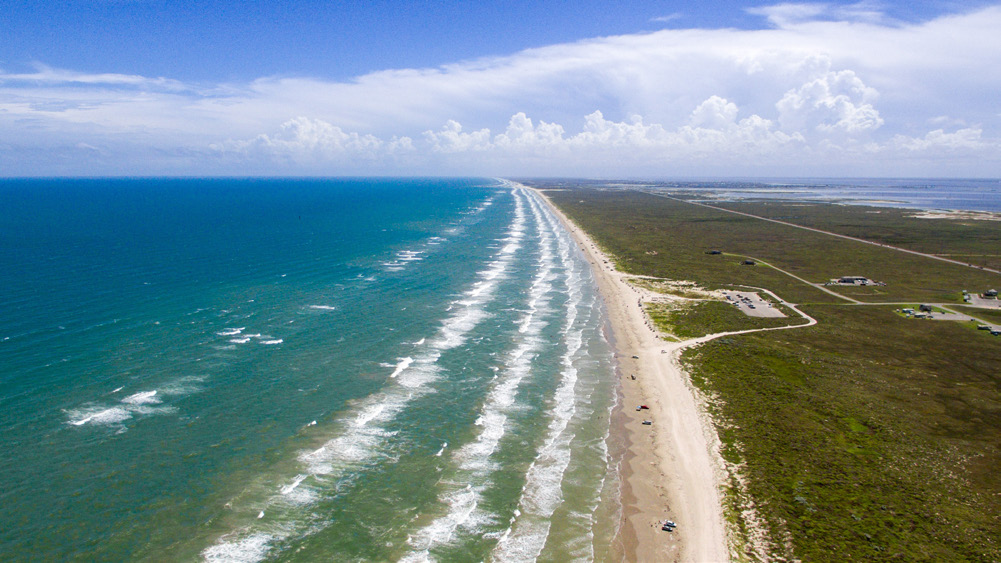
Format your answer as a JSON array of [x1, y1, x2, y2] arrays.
[[641, 190, 1001, 276]]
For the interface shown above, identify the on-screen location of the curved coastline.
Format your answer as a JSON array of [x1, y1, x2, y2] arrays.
[[526, 184, 730, 562]]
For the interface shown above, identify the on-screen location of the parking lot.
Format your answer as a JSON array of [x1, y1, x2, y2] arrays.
[[723, 291, 787, 318]]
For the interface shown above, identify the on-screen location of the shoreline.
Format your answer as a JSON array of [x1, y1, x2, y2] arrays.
[[530, 187, 729, 561]]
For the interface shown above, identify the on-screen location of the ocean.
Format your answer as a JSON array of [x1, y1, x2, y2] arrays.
[[0, 178, 619, 561]]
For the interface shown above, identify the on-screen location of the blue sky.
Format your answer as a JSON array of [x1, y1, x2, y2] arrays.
[[2, 1, 1000, 177]]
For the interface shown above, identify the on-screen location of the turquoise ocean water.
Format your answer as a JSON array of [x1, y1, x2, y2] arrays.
[[0, 178, 619, 561]]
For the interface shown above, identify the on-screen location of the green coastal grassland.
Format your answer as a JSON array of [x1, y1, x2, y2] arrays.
[[542, 188, 998, 304], [535, 185, 1001, 561], [646, 300, 801, 340], [710, 200, 1001, 273]]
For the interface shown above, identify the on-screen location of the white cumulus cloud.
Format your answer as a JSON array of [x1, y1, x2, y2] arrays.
[[776, 70, 883, 134], [1, 4, 1000, 176]]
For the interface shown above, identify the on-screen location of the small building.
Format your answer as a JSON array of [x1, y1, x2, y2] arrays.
[[919, 304, 933, 312], [985, 289, 998, 298], [742, 259, 756, 266], [836, 276, 871, 285]]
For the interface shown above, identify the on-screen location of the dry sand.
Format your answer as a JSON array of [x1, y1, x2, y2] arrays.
[[531, 188, 730, 562]]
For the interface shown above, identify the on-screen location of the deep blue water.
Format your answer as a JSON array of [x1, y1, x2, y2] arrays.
[[0, 178, 618, 561]]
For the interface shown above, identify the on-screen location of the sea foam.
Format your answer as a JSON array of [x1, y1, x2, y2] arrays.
[[201, 188, 531, 562], [404, 188, 556, 556]]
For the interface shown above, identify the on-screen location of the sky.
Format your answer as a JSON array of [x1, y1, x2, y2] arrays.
[[1, 0, 1000, 177]]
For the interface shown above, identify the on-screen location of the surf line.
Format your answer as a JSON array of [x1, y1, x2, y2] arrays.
[[489, 190, 592, 560], [402, 187, 560, 559], [202, 188, 530, 563]]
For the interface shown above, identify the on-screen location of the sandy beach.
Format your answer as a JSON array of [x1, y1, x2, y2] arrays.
[[531, 187, 730, 562]]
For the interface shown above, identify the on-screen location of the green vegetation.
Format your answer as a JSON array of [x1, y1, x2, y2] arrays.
[[543, 188, 999, 304], [535, 184, 1001, 561], [647, 300, 801, 339], [713, 201, 1001, 272], [689, 305, 1001, 561], [961, 307, 1001, 324]]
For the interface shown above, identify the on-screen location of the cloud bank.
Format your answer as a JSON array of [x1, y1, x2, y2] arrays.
[[1, 4, 1000, 176]]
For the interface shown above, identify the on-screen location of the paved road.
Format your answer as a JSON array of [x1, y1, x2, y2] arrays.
[[726, 254, 863, 304]]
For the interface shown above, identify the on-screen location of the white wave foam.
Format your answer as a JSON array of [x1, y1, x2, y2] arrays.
[[402, 485, 484, 563], [159, 376, 205, 397], [259, 339, 283, 345], [398, 250, 424, 261], [354, 403, 385, 428], [69, 374, 207, 430], [229, 337, 251, 344], [217, 327, 245, 336], [405, 187, 556, 555], [308, 305, 336, 311], [202, 532, 274, 563], [278, 474, 316, 504], [122, 390, 160, 405], [68, 406, 132, 426], [491, 187, 601, 561], [390, 357, 414, 378], [202, 187, 531, 562]]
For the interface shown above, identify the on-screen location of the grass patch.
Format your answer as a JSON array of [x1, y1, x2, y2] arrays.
[[685, 306, 1001, 561], [647, 300, 801, 339], [960, 307, 1001, 323]]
